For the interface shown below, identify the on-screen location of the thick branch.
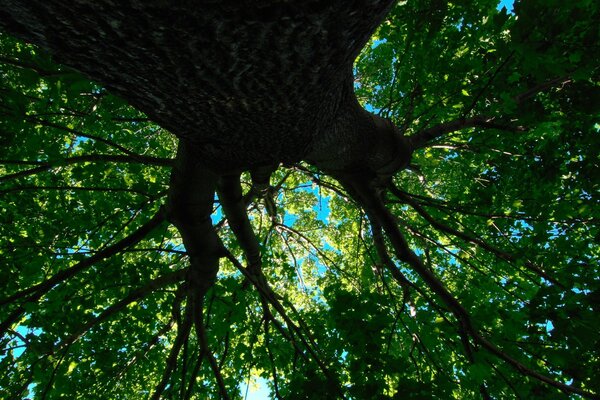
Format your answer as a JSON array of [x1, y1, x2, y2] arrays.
[[167, 141, 223, 296], [409, 116, 526, 150], [216, 173, 262, 269], [349, 178, 598, 399]]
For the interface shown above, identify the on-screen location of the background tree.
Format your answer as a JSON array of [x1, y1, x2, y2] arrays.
[[1, 1, 598, 399]]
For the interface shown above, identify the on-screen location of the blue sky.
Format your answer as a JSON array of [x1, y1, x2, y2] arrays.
[[498, 0, 514, 12]]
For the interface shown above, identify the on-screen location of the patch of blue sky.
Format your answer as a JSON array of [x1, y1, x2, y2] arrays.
[[282, 211, 298, 226], [497, 0, 515, 13], [240, 377, 271, 400], [313, 191, 331, 223], [371, 38, 387, 49], [1, 323, 42, 361], [210, 205, 223, 225]]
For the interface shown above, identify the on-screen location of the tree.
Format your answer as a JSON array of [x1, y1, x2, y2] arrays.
[[0, 0, 598, 398]]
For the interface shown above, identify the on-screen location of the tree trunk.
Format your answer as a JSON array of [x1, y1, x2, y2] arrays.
[[0, 0, 411, 174]]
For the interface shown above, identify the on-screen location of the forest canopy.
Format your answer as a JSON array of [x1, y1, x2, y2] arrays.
[[0, 0, 599, 399]]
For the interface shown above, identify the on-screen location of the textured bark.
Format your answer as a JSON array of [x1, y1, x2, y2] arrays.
[[0, 0, 411, 174]]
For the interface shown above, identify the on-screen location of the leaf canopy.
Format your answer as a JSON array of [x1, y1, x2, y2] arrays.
[[1, 1, 599, 399]]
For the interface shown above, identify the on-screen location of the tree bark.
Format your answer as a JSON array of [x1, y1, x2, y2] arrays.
[[0, 0, 411, 174]]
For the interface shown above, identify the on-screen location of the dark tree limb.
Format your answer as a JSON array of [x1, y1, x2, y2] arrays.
[[462, 51, 515, 117], [55, 269, 187, 353], [223, 250, 346, 399], [264, 320, 283, 400], [408, 116, 527, 150], [193, 294, 230, 400], [348, 178, 599, 399], [110, 318, 176, 388], [0, 208, 166, 337], [167, 141, 224, 297], [0, 154, 173, 183], [0, 55, 63, 76], [409, 75, 572, 151], [217, 173, 262, 270], [0, 185, 154, 196], [30, 118, 150, 159], [389, 186, 565, 288], [150, 298, 193, 400]]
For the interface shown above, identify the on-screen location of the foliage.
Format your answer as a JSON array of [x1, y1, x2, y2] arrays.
[[1, 1, 599, 399]]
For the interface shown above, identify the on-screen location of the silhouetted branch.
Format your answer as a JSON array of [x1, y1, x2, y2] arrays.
[[223, 249, 346, 399], [0, 55, 63, 76], [390, 186, 565, 288], [31, 118, 148, 159], [150, 299, 193, 400], [350, 178, 598, 400], [0, 185, 153, 197], [0, 208, 166, 336], [55, 269, 187, 352], [193, 296, 230, 400], [0, 154, 173, 182], [409, 116, 527, 150]]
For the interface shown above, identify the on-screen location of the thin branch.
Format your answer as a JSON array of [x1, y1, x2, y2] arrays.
[[223, 250, 347, 399], [109, 318, 175, 387], [389, 187, 565, 288], [514, 76, 571, 104], [0, 208, 166, 336], [0, 185, 153, 197], [462, 51, 515, 117], [348, 178, 598, 399], [30, 118, 148, 159], [264, 320, 283, 400], [193, 291, 230, 400], [0, 154, 173, 182], [0, 55, 64, 76], [409, 75, 572, 150], [150, 299, 193, 400], [54, 269, 187, 352]]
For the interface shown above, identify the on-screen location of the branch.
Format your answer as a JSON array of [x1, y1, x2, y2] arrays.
[[463, 51, 515, 117], [0, 185, 153, 197], [0, 208, 166, 336], [409, 76, 571, 150], [389, 187, 565, 288], [110, 318, 175, 387], [167, 141, 223, 296], [409, 116, 526, 150], [193, 294, 230, 400], [30, 118, 149, 159], [348, 178, 598, 399], [223, 250, 346, 399], [0, 154, 173, 182], [54, 269, 187, 353], [150, 299, 193, 400], [264, 320, 283, 400], [371, 222, 413, 311], [216, 173, 262, 269], [0, 55, 64, 76], [514, 76, 571, 104]]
